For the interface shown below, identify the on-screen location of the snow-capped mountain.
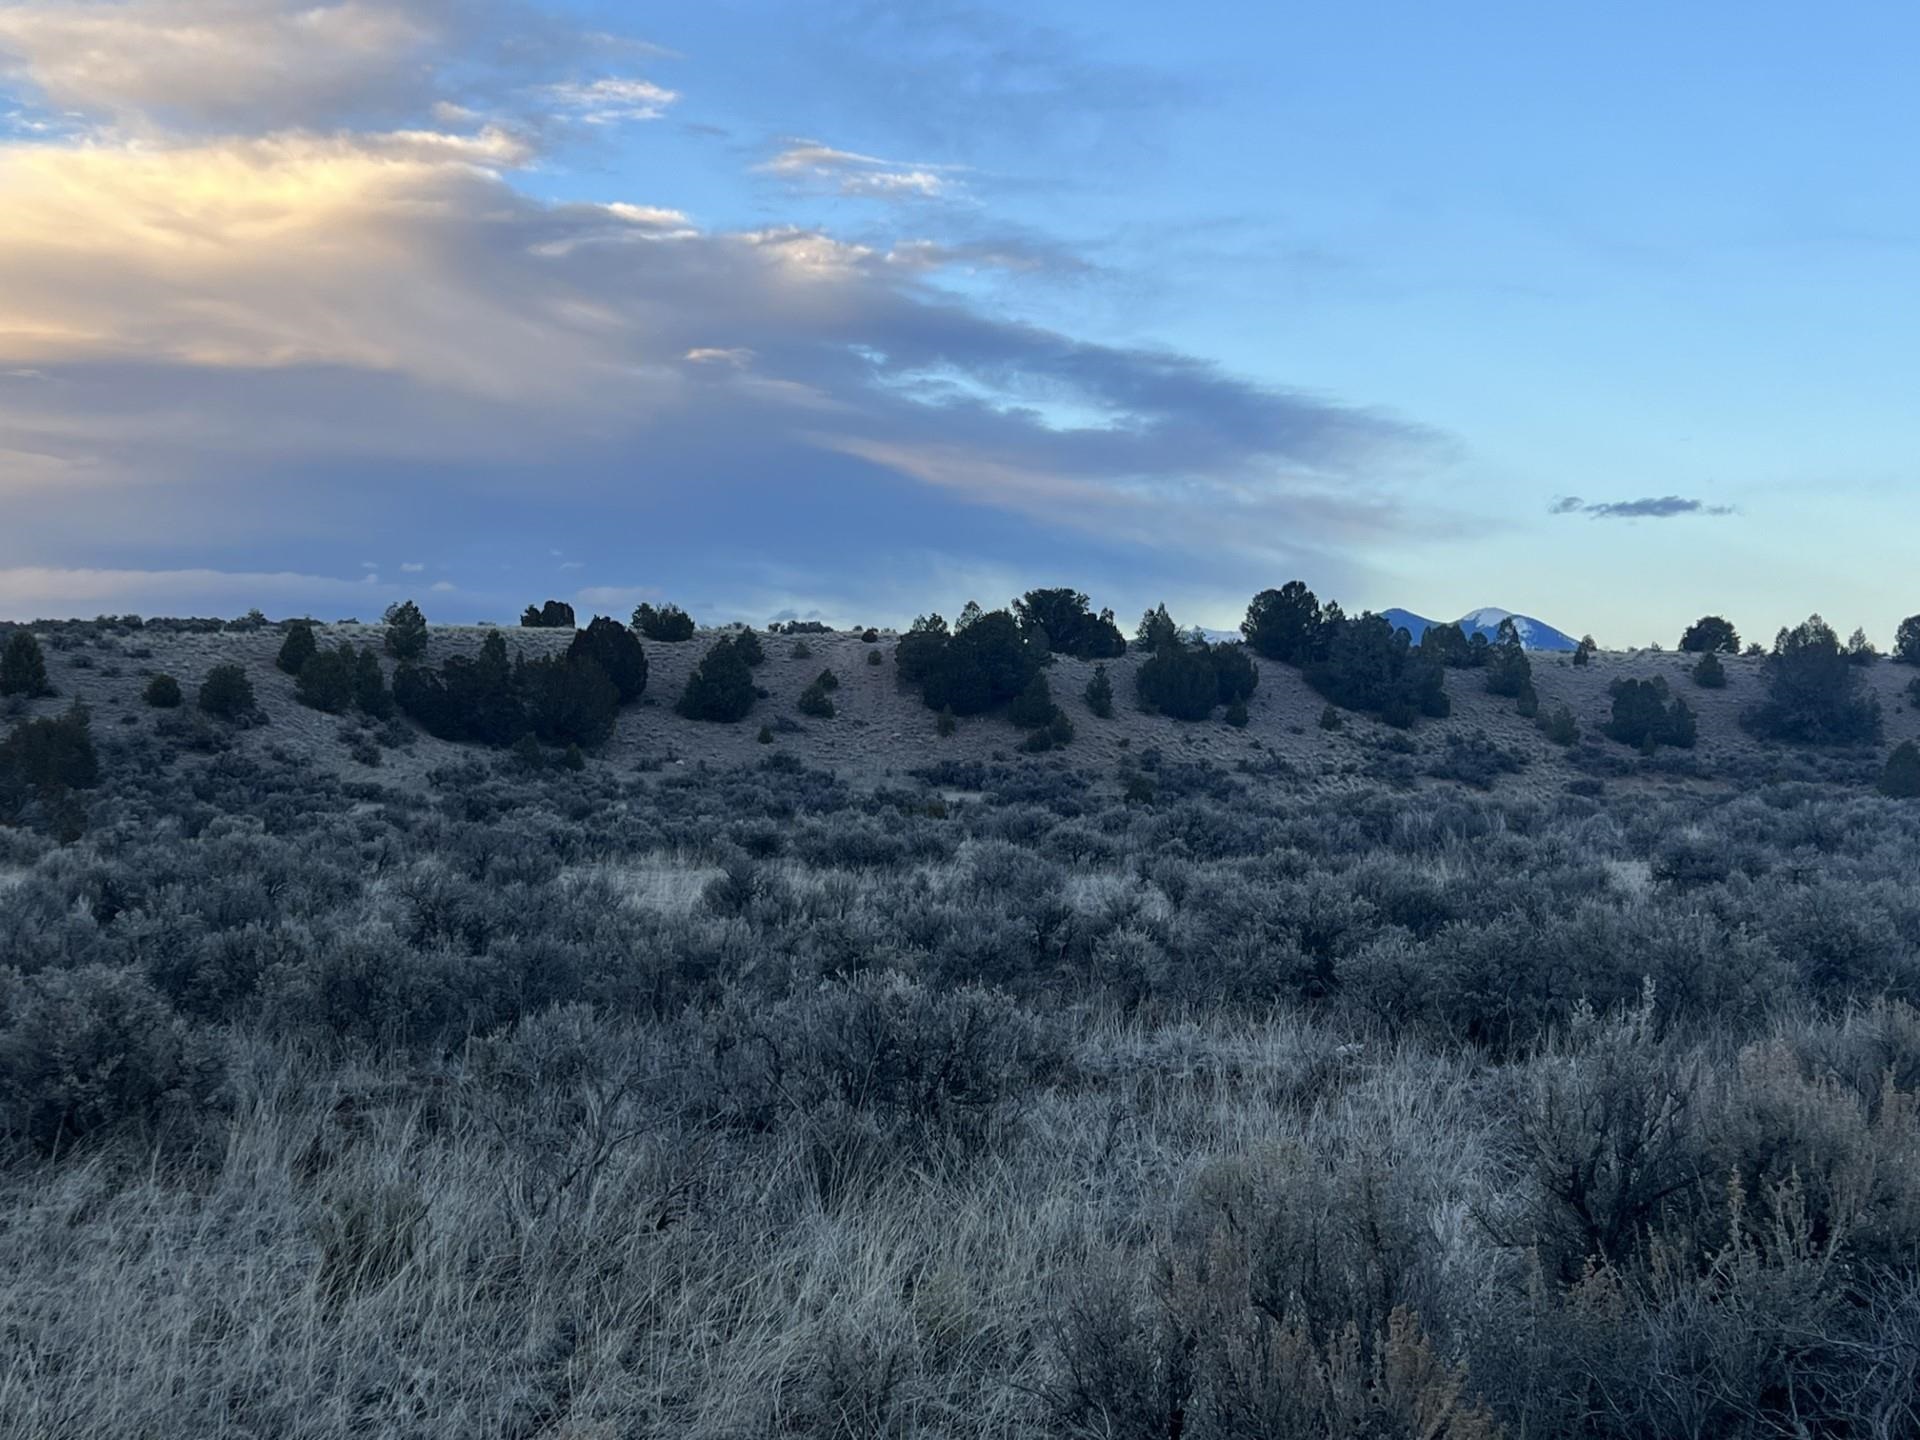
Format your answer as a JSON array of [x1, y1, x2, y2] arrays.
[[1380, 606, 1579, 652]]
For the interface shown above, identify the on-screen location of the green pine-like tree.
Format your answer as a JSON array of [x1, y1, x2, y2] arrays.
[[384, 600, 428, 660], [0, 630, 52, 698]]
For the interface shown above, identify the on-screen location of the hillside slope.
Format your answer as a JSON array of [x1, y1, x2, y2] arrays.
[[8, 621, 1916, 799]]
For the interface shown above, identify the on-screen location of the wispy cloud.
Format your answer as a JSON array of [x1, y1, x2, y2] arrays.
[[543, 76, 677, 124], [1551, 495, 1736, 519], [758, 139, 956, 201]]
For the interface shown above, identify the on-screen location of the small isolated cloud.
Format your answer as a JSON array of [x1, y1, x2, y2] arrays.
[[1551, 495, 1736, 520], [429, 580, 455, 592], [684, 347, 754, 368], [544, 76, 677, 124], [400, 561, 424, 572], [758, 140, 956, 202]]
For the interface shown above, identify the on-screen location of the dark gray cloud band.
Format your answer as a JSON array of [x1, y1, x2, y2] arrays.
[[1551, 495, 1736, 520]]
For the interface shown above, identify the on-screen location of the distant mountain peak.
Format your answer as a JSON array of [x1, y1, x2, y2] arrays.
[[1380, 605, 1578, 652]]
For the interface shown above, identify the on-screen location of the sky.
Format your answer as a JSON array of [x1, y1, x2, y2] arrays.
[[2, 0, 1916, 646]]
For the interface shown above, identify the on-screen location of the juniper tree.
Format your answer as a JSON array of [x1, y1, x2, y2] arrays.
[[276, 620, 317, 676], [1084, 664, 1114, 719], [632, 603, 695, 641], [1896, 615, 1920, 666], [0, 630, 51, 698], [567, 616, 648, 702], [1881, 741, 1920, 799], [383, 600, 428, 660], [197, 664, 255, 720], [1679, 615, 1740, 654], [676, 637, 756, 722]]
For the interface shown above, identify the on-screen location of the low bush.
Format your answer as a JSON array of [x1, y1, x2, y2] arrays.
[[197, 664, 256, 720]]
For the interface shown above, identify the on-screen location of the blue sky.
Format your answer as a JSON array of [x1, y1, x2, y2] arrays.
[[1, 0, 1915, 645]]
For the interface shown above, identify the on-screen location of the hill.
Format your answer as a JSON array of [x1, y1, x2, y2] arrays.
[[5, 617, 1913, 801]]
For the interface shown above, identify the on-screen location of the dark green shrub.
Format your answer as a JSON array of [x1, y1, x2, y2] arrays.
[[677, 637, 757, 722], [1305, 612, 1448, 725], [936, 707, 956, 737], [0, 966, 208, 1156], [1319, 704, 1343, 731], [1427, 731, 1526, 788], [1136, 640, 1220, 720], [1135, 603, 1181, 654], [567, 616, 648, 702], [521, 655, 620, 747], [1880, 742, 1920, 798], [1895, 614, 1920, 666], [1847, 627, 1878, 665], [1484, 621, 1532, 697], [295, 646, 355, 712], [0, 704, 99, 818], [1743, 615, 1882, 745], [1211, 643, 1258, 704], [1417, 622, 1473, 669], [510, 732, 544, 770], [197, 664, 255, 720], [1084, 665, 1114, 719], [756, 725, 773, 744], [1572, 635, 1596, 666], [1008, 673, 1057, 730], [521, 600, 576, 629], [1540, 704, 1579, 746], [1692, 651, 1727, 688], [383, 600, 428, 659], [897, 608, 1039, 716], [1240, 581, 1323, 664], [351, 646, 392, 719], [632, 602, 695, 641], [143, 673, 182, 708], [1013, 589, 1127, 660], [1224, 698, 1249, 728], [1679, 615, 1740, 653], [393, 632, 524, 745], [798, 671, 837, 718], [275, 620, 317, 676], [733, 629, 766, 667], [0, 630, 51, 698], [1605, 677, 1695, 750], [561, 743, 586, 772]]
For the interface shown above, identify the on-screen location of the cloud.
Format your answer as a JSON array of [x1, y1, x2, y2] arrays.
[[0, 122, 1451, 617], [0, 0, 658, 135], [0, 0, 1455, 623], [0, 0, 440, 129], [1551, 495, 1737, 519], [543, 76, 677, 124], [758, 140, 955, 201]]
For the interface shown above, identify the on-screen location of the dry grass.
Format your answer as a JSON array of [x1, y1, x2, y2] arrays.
[[17, 620, 1918, 799]]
